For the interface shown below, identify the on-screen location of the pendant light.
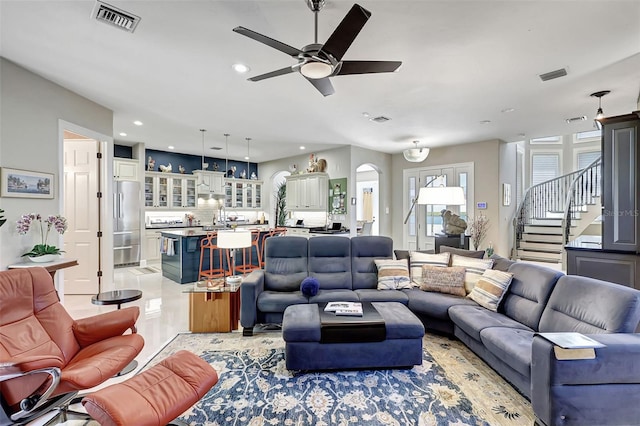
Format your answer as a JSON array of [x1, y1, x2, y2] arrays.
[[403, 140, 430, 163], [245, 137, 251, 179], [224, 133, 230, 176], [197, 129, 209, 189], [590, 90, 610, 130]]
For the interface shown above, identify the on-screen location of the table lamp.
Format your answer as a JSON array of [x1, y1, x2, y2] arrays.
[[216, 229, 251, 284]]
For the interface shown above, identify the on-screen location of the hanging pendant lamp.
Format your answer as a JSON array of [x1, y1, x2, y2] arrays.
[[590, 90, 610, 130], [197, 129, 209, 189], [403, 140, 430, 163], [245, 137, 251, 179]]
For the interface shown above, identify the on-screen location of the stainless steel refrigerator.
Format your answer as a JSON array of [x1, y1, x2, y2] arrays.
[[113, 181, 141, 266]]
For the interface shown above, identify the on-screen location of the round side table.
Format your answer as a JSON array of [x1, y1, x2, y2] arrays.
[[91, 289, 143, 375]]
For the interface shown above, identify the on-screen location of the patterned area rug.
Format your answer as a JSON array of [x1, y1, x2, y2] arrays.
[[129, 266, 161, 275], [144, 332, 533, 425]]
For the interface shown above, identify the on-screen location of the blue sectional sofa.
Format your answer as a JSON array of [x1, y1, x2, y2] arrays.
[[240, 235, 640, 426]]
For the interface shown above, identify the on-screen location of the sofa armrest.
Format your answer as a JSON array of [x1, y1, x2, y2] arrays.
[[532, 333, 640, 426], [240, 269, 265, 329], [73, 306, 140, 348]]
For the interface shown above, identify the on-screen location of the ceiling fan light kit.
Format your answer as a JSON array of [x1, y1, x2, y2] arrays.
[[232, 2, 401, 96], [403, 141, 430, 163]]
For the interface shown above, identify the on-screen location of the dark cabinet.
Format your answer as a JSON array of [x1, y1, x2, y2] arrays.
[[601, 112, 640, 252]]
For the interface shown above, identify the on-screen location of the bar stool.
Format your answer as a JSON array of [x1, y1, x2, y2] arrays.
[[259, 229, 275, 268], [235, 229, 261, 274], [199, 232, 228, 280]]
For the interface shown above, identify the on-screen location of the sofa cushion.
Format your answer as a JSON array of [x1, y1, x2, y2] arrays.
[[539, 275, 640, 333], [409, 252, 450, 285], [439, 245, 485, 260], [449, 305, 532, 342], [257, 291, 309, 313], [264, 236, 309, 292], [308, 236, 352, 290], [451, 255, 493, 293], [355, 289, 409, 304], [308, 289, 360, 304], [351, 236, 393, 290], [468, 269, 514, 312], [374, 259, 411, 290], [405, 288, 477, 320], [420, 265, 466, 296], [480, 327, 534, 377], [502, 263, 563, 330], [490, 253, 516, 272]]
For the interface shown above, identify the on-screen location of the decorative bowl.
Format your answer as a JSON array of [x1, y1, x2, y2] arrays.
[[28, 254, 58, 263]]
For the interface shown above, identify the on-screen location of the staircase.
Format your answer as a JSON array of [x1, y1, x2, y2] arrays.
[[513, 157, 601, 264]]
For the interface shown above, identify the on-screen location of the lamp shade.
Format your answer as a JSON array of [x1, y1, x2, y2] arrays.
[[417, 186, 465, 205], [403, 147, 430, 163], [216, 230, 251, 249]]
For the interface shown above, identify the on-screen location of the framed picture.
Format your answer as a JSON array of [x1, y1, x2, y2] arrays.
[[0, 167, 55, 199]]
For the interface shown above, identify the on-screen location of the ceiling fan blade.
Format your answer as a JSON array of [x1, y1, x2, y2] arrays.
[[337, 60, 402, 75], [249, 66, 295, 82], [306, 77, 335, 97], [320, 4, 371, 61], [233, 26, 302, 57]]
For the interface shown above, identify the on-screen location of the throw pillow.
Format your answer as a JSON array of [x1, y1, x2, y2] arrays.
[[439, 245, 485, 261], [468, 269, 514, 311], [409, 252, 450, 285], [451, 254, 494, 294], [394, 249, 435, 261], [420, 265, 466, 296], [374, 259, 411, 290], [300, 277, 319, 297], [490, 253, 516, 272]]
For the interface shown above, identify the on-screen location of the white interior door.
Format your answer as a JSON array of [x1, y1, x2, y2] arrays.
[[64, 136, 100, 294]]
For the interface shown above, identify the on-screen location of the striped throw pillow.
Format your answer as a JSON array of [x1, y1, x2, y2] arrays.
[[374, 259, 412, 290], [468, 269, 514, 311], [451, 254, 494, 293], [409, 252, 450, 285]]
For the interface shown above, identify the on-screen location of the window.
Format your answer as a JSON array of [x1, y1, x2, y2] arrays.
[[576, 150, 600, 169], [574, 130, 601, 143], [530, 136, 562, 144], [407, 176, 416, 237], [531, 153, 560, 185]]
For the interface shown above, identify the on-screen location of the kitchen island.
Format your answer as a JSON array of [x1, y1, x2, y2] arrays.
[[160, 227, 269, 284]]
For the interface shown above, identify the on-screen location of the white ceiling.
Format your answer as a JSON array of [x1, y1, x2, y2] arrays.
[[1, 1, 639, 163]]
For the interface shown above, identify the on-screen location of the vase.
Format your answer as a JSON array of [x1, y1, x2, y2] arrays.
[[28, 254, 58, 263]]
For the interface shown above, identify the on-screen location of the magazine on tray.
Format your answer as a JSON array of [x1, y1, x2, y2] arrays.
[[324, 302, 363, 316]]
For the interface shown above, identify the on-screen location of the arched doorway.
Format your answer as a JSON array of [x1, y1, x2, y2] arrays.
[[356, 164, 380, 235], [270, 170, 290, 227]]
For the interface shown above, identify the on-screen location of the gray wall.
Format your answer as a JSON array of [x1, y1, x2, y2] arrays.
[[0, 58, 113, 269]]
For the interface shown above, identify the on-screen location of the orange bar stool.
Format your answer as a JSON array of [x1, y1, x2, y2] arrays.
[[235, 229, 261, 274], [198, 232, 227, 280], [259, 229, 276, 268]]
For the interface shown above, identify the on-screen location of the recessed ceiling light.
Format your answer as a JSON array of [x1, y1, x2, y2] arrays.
[[300, 146, 306, 150], [133, 120, 143, 126], [168, 146, 175, 150], [501, 108, 515, 113], [232, 63, 250, 73], [119, 132, 127, 136], [362, 112, 370, 118], [244, 156, 250, 160], [480, 120, 491, 124]]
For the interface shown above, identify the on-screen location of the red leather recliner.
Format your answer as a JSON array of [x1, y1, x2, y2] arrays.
[[0, 267, 144, 424]]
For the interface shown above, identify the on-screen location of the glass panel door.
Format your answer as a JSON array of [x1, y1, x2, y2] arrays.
[[157, 177, 168, 208], [144, 175, 154, 207], [171, 177, 182, 208]]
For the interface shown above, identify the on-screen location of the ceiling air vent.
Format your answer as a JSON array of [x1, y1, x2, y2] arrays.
[[370, 116, 391, 123], [209, 147, 222, 151], [539, 68, 567, 82], [92, 1, 140, 33]]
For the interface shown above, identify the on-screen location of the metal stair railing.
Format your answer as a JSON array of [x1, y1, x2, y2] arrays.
[[512, 156, 601, 258], [561, 156, 602, 244]]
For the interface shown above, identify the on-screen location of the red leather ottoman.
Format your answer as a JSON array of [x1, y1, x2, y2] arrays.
[[82, 350, 217, 426]]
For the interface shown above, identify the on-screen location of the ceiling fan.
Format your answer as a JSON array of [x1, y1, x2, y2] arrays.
[[232, 0, 402, 96]]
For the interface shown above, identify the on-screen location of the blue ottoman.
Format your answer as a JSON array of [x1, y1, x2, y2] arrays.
[[282, 302, 425, 370]]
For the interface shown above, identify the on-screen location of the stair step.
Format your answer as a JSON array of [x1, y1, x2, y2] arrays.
[[524, 225, 562, 235], [521, 233, 563, 243], [530, 219, 563, 226], [519, 241, 563, 253], [517, 249, 563, 262]]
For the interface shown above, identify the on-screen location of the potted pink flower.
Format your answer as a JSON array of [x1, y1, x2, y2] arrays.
[[16, 213, 68, 261]]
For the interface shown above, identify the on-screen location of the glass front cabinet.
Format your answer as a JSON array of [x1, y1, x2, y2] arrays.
[[145, 173, 197, 209], [224, 179, 263, 209]]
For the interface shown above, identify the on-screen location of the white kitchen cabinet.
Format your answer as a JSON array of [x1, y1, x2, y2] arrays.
[[145, 173, 197, 209], [114, 158, 139, 181], [224, 179, 263, 209], [144, 230, 163, 262], [285, 173, 329, 211], [194, 171, 225, 196]]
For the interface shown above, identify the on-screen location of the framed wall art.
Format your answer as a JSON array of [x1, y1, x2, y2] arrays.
[[0, 167, 55, 199]]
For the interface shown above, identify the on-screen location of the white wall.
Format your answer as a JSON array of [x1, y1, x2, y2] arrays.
[[0, 59, 113, 277]]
